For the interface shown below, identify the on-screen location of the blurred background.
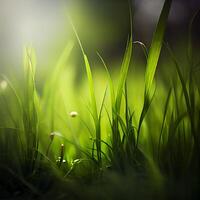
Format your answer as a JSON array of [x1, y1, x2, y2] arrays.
[[0, 0, 200, 76]]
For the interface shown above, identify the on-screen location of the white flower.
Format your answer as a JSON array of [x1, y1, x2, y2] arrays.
[[69, 111, 78, 118]]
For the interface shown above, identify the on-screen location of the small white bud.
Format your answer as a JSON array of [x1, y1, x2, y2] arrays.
[[49, 132, 55, 141], [69, 111, 78, 118]]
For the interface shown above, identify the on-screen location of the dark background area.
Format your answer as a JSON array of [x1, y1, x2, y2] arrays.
[[74, 0, 200, 58]]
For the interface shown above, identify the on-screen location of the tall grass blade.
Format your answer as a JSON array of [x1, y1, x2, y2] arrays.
[[22, 47, 40, 173], [97, 52, 115, 109], [71, 21, 102, 166], [115, 36, 133, 114], [145, 0, 172, 97], [137, 0, 172, 147]]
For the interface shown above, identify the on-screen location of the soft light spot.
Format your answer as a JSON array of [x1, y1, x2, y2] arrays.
[[0, 80, 8, 90]]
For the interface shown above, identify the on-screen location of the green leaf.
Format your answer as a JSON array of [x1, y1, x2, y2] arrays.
[[145, 0, 172, 97], [137, 0, 172, 147], [115, 36, 133, 114]]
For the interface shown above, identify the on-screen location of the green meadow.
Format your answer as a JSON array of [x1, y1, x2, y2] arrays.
[[0, 0, 200, 199]]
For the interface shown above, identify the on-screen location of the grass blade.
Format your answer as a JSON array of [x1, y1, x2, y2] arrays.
[[137, 0, 172, 147], [115, 36, 133, 114], [71, 21, 102, 166], [145, 0, 172, 97]]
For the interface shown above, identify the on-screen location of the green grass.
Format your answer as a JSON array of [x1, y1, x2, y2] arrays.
[[0, 0, 200, 199]]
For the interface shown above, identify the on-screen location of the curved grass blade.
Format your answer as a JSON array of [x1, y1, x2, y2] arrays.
[[133, 41, 148, 60], [137, 0, 172, 147], [145, 0, 172, 97], [158, 87, 172, 159], [115, 36, 133, 114], [70, 20, 102, 166], [97, 52, 115, 109]]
